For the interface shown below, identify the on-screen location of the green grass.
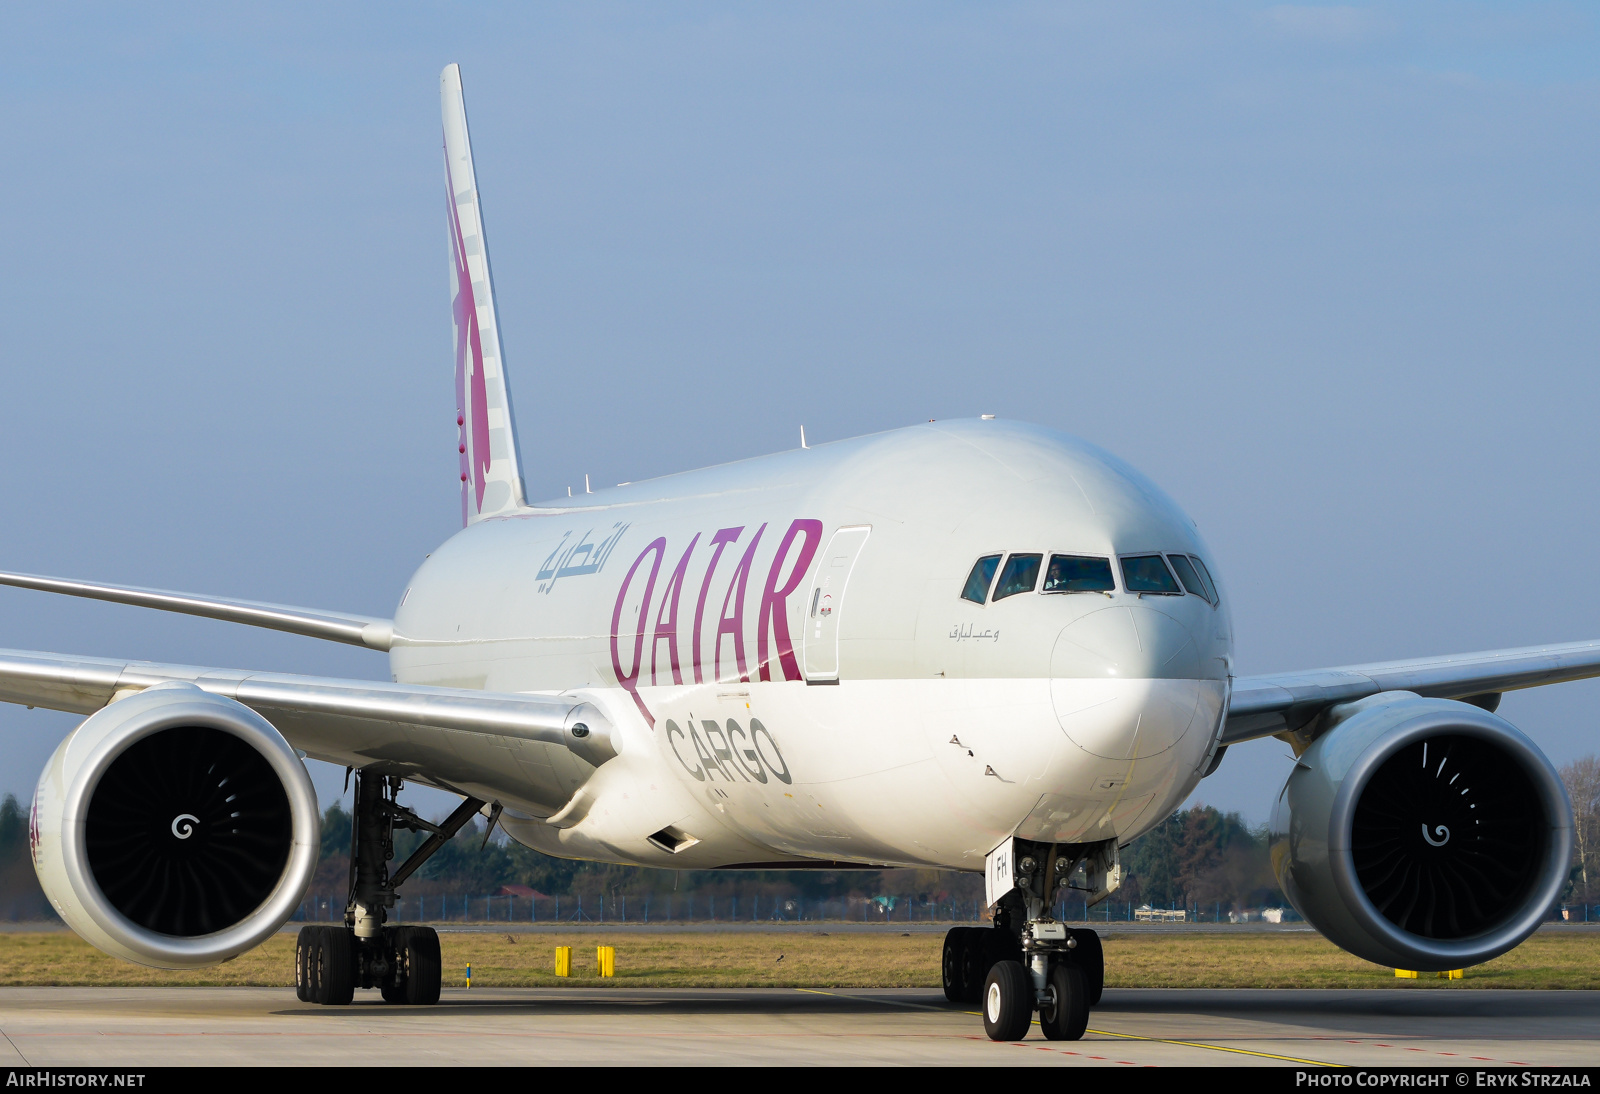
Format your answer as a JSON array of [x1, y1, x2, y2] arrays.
[[1101, 930, 1600, 989], [1, 928, 1596, 989]]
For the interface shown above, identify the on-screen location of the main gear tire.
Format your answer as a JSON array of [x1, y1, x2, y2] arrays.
[[960, 931, 990, 1003], [402, 925, 442, 1005], [942, 927, 974, 1002], [309, 926, 355, 1006], [379, 927, 407, 1005], [981, 925, 1022, 971], [294, 926, 314, 1002]]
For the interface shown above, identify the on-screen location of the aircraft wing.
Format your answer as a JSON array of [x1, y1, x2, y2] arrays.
[[0, 570, 394, 650], [0, 648, 609, 816], [1223, 637, 1600, 745]]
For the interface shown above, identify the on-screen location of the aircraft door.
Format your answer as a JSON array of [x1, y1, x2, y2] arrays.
[[802, 525, 871, 681]]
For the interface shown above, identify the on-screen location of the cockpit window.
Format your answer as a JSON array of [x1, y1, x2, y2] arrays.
[[993, 553, 1043, 600], [1188, 555, 1218, 603], [1042, 555, 1115, 593], [1120, 554, 1181, 594], [1167, 554, 1214, 605], [960, 554, 1001, 604]]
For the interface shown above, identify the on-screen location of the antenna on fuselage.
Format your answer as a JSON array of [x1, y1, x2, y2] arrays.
[[800, 426, 809, 450]]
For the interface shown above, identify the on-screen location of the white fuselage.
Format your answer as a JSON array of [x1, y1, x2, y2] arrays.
[[389, 418, 1234, 873]]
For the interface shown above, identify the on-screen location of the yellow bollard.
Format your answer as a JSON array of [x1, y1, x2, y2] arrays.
[[597, 945, 615, 978], [1438, 969, 1463, 980], [466, 963, 472, 988], [555, 946, 571, 977], [1394, 969, 1419, 978]]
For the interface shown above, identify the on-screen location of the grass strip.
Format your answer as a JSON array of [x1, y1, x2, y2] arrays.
[[1, 929, 1596, 990]]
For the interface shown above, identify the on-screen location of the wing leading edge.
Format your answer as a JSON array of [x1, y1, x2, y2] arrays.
[[1223, 637, 1600, 745], [0, 570, 393, 650], [0, 647, 609, 818]]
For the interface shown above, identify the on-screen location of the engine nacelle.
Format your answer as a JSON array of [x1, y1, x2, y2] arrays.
[[1270, 692, 1572, 972], [31, 681, 319, 969]]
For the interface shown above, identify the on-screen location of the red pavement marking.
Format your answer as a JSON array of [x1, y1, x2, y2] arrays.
[[1328, 1038, 1529, 1066], [997, 1039, 1146, 1066]]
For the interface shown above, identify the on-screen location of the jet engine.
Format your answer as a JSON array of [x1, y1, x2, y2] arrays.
[[31, 681, 319, 969], [1270, 691, 1572, 972]]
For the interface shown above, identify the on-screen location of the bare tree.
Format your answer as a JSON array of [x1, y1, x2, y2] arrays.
[[1561, 755, 1600, 905]]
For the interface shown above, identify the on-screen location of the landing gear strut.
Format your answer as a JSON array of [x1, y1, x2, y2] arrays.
[[295, 771, 485, 1006], [945, 836, 1117, 1041]]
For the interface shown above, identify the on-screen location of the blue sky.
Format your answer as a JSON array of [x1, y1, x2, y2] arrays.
[[1, 2, 1597, 824]]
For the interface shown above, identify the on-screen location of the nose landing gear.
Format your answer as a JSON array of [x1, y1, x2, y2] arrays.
[[953, 836, 1118, 1042], [976, 917, 1095, 1042]]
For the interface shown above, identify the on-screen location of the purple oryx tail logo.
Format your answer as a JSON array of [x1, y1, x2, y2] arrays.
[[446, 150, 493, 525]]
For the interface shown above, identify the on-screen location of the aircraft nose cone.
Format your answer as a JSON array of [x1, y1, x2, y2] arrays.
[[1050, 604, 1201, 680], [1049, 605, 1207, 760]]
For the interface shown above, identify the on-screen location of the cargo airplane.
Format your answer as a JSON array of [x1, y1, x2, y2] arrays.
[[2, 65, 1587, 1042]]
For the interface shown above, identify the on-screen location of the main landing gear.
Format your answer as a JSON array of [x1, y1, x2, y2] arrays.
[[295, 771, 487, 1006], [944, 837, 1116, 1042], [296, 923, 442, 1005]]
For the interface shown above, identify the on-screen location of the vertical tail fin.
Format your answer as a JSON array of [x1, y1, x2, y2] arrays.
[[441, 63, 528, 524]]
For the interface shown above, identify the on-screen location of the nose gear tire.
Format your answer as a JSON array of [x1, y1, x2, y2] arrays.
[[1071, 928, 1104, 1006], [982, 960, 1034, 1042], [1039, 963, 1090, 1041]]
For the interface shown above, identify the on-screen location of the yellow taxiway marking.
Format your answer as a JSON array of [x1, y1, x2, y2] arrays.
[[794, 988, 941, 1010], [796, 988, 1340, 1065], [1082, 1027, 1343, 1067], [961, 1007, 1343, 1067]]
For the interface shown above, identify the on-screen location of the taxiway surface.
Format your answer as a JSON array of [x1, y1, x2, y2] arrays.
[[2, 986, 1597, 1066]]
